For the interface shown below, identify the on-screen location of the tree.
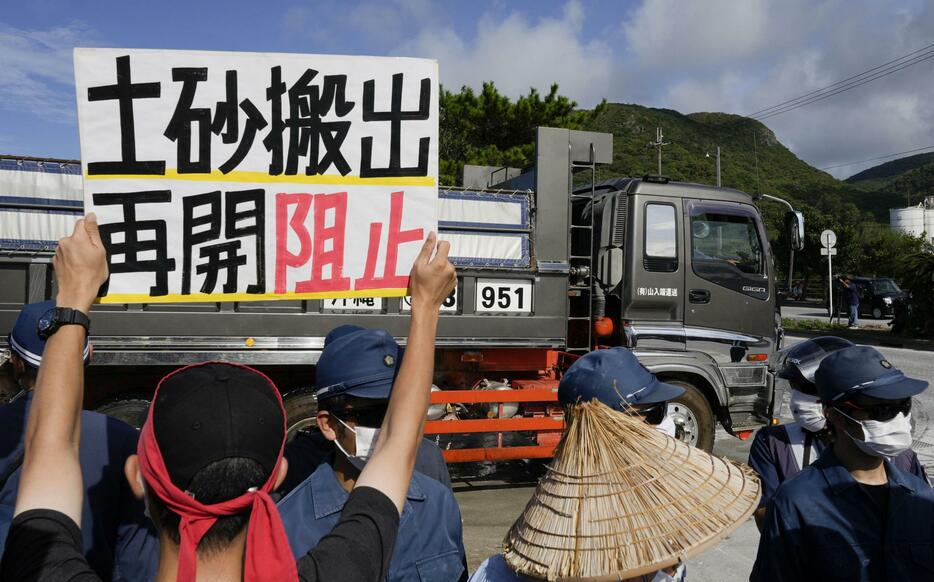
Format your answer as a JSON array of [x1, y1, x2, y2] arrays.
[[439, 83, 606, 185], [898, 245, 934, 336]]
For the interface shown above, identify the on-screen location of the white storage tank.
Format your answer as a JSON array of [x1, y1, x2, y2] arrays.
[[926, 208, 934, 243], [890, 206, 926, 237]]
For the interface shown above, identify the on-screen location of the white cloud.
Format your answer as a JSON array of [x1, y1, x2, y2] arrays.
[[0, 22, 97, 122], [615, 0, 934, 178], [396, 0, 613, 107]]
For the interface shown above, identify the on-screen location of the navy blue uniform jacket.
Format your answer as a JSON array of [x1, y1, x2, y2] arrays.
[[755, 449, 934, 581], [0, 392, 158, 581], [278, 459, 467, 582], [748, 423, 928, 508]]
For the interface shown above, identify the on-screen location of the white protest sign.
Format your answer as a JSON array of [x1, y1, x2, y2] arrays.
[[74, 48, 438, 303]]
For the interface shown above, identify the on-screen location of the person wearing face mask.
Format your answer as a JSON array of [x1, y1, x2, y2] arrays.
[[747, 337, 927, 532], [470, 348, 688, 582], [754, 345, 934, 582], [276, 325, 468, 582]]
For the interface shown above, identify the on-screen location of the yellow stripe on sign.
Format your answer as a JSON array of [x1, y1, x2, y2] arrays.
[[98, 287, 409, 304], [83, 168, 435, 187]]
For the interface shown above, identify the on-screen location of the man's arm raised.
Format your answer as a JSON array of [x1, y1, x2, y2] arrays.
[[354, 232, 456, 513], [13, 214, 109, 524]]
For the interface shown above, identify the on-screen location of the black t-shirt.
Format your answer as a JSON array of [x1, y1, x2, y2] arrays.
[[0, 486, 399, 582], [859, 482, 890, 518]]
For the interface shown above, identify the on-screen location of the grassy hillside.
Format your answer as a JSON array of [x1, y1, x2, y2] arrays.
[[583, 103, 899, 220], [846, 151, 934, 189]]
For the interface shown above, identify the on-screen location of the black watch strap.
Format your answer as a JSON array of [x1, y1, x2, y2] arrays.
[[38, 307, 91, 340], [59, 307, 91, 333]]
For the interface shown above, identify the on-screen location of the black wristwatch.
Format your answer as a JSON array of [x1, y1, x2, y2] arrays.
[[36, 307, 91, 340]]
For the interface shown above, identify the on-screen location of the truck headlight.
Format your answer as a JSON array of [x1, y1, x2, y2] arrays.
[[884, 297, 893, 305]]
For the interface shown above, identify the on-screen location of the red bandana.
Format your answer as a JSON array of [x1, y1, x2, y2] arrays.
[[137, 363, 298, 582]]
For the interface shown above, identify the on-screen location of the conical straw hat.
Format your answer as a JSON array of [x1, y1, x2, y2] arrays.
[[503, 400, 761, 581]]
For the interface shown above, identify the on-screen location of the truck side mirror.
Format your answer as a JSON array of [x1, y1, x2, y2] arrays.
[[786, 211, 804, 251]]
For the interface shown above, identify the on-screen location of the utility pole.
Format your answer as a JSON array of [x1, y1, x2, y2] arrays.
[[648, 127, 669, 175], [716, 146, 721, 187], [706, 146, 721, 187]]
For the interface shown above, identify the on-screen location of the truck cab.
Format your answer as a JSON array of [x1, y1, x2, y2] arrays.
[[585, 179, 779, 449]]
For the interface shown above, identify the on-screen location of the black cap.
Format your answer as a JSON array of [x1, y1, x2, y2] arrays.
[[151, 362, 285, 490]]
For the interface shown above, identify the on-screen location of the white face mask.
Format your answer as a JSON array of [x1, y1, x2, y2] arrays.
[[789, 391, 826, 432], [333, 417, 381, 471], [837, 409, 912, 458], [655, 415, 677, 438]]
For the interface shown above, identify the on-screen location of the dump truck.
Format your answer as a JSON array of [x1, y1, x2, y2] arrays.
[[0, 127, 803, 458]]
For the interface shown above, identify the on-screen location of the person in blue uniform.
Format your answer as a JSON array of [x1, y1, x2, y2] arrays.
[[754, 345, 934, 582], [470, 348, 687, 582], [748, 337, 927, 530], [277, 325, 467, 582], [0, 300, 158, 581]]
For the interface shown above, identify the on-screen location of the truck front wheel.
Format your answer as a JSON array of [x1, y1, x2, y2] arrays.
[[282, 387, 319, 441], [663, 380, 716, 452], [95, 394, 152, 429]]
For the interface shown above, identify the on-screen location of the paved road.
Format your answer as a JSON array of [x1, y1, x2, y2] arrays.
[[454, 335, 934, 580], [782, 303, 891, 329]]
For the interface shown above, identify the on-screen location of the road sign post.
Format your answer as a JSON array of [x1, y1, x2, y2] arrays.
[[821, 230, 837, 323]]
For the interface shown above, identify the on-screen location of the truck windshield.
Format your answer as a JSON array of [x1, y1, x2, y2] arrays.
[[690, 204, 768, 300], [873, 279, 901, 294], [691, 212, 763, 275]]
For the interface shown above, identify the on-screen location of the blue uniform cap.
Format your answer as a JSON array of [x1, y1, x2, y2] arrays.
[[314, 325, 401, 401], [558, 347, 684, 409], [8, 300, 90, 369], [815, 345, 928, 402]]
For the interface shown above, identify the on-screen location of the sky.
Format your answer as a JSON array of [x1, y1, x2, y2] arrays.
[[2, 0, 933, 179]]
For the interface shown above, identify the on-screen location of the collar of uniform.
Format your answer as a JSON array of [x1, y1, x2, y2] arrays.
[[310, 458, 426, 519], [816, 449, 914, 495]]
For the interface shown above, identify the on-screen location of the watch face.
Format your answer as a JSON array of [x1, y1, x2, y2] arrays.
[[37, 308, 57, 338]]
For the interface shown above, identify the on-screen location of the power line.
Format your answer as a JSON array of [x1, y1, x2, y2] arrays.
[[747, 42, 934, 120], [819, 145, 934, 171], [753, 50, 934, 120], [747, 41, 934, 117], [755, 53, 934, 120]]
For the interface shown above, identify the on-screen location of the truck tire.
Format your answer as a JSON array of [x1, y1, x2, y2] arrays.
[[95, 395, 152, 429], [664, 380, 716, 453], [283, 387, 319, 441]]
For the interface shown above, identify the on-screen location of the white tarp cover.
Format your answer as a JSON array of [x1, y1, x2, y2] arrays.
[[0, 159, 83, 250], [438, 189, 530, 268]]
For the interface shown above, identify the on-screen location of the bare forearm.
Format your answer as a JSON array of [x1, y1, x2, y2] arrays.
[[15, 325, 87, 521], [380, 307, 439, 450], [356, 306, 439, 510]]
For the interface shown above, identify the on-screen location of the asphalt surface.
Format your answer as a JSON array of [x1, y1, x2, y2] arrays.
[[453, 335, 934, 580]]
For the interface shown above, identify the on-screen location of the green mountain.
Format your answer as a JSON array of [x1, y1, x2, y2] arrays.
[[845, 151, 934, 191], [582, 103, 900, 221], [842, 151, 934, 208]]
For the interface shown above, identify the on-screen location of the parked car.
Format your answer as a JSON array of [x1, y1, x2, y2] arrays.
[[827, 277, 910, 319]]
